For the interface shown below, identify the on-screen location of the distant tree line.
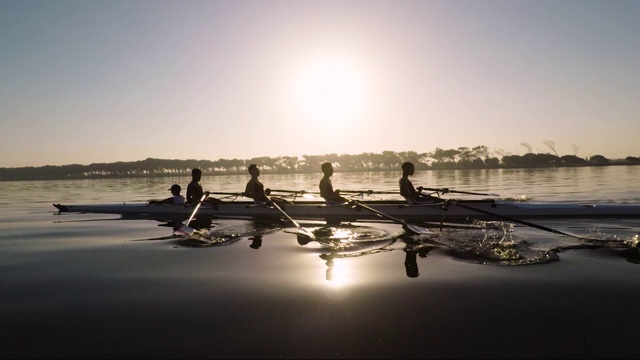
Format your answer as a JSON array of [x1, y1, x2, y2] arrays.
[[2, 146, 639, 181]]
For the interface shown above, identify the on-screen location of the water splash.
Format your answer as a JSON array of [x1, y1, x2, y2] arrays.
[[300, 224, 400, 252], [501, 195, 530, 202], [624, 234, 640, 248]]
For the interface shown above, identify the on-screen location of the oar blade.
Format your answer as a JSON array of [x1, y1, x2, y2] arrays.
[[174, 225, 196, 236], [269, 200, 316, 241], [297, 226, 316, 240]]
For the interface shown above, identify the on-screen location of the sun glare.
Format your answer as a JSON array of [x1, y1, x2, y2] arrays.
[[293, 58, 366, 125], [325, 259, 353, 288]]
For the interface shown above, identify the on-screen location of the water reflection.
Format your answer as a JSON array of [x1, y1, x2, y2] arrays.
[[403, 235, 435, 278], [292, 223, 443, 281], [403, 249, 419, 278], [294, 219, 598, 274], [171, 218, 279, 248], [248, 236, 263, 249], [166, 214, 640, 271], [296, 223, 399, 282], [313, 232, 439, 282], [58, 207, 640, 268]]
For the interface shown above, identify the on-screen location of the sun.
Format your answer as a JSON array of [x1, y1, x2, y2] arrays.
[[292, 58, 366, 125]]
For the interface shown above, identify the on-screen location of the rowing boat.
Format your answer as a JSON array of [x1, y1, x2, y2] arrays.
[[53, 199, 640, 223]]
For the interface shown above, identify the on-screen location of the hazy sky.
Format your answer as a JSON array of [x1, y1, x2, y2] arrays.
[[1, 0, 639, 167]]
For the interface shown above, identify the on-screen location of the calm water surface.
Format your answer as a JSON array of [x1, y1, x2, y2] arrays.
[[2, 166, 640, 358], [2, 165, 640, 269]]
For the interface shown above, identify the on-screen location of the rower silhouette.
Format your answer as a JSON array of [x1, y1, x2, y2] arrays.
[[186, 168, 223, 206], [155, 184, 186, 205], [399, 162, 442, 204], [319, 162, 350, 204], [244, 164, 289, 206]]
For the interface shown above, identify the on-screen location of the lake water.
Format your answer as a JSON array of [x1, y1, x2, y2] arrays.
[[2, 166, 640, 358]]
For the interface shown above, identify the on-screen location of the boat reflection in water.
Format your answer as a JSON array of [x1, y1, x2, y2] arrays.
[[294, 224, 435, 281], [290, 219, 590, 282], [318, 234, 435, 281], [79, 210, 640, 276], [169, 217, 582, 281]]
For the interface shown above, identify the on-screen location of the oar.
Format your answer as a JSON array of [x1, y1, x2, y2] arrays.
[[272, 189, 377, 196], [174, 192, 209, 236], [336, 189, 374, 195], [267, 199, 315, 240], [262, 189, 308, 201], [210, 191, 244, 196], [351, 200, 434, 235], [206, 191, 246, 201], [270, 189, 399, 197], [421, 187, 500, 197], [448, 200, 597, 241], [268, 189, 306, 194]]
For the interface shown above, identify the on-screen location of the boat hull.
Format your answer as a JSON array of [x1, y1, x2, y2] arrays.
[[53, 200, 640, 222]]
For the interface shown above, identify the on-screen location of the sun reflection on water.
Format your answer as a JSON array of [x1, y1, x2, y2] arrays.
[[304, 224, 401, 286], [323, 257, 353, 287]]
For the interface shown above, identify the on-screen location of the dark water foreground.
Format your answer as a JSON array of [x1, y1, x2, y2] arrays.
[[2, 215, 640, 359]]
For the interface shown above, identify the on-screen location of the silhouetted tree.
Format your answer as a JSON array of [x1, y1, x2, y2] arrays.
[[571, 144, 579, 156], [2, 146, 639, 181], [589, 155, 609, 164], [431, 148, 460, 164], [472, 145, 490, 160], [543, 140, 559, 157], [561, 155, 587, 165], [381, 151, 402, 169], [485, 157, 500, 167]]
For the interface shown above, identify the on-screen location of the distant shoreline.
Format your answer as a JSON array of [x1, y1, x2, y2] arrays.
[[1, 155, 639, 181]]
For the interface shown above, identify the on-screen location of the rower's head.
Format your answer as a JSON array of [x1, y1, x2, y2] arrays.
[[401, 162, 415, 175], [321, 162, 334, 176], [168, 184, 181, 195], [248, 164, 260, 177], [191, 168, 202, 181]]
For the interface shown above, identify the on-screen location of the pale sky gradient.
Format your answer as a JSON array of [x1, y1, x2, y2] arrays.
[[1, 0, 639, 168]]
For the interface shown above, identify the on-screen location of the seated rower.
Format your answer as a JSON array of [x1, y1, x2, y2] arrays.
[[399, 162, 442, 205], [244, 164, 288, 206], [319, 162, 350, 205], [155, 184, 186, 205], [186, 168, 222, 205]]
